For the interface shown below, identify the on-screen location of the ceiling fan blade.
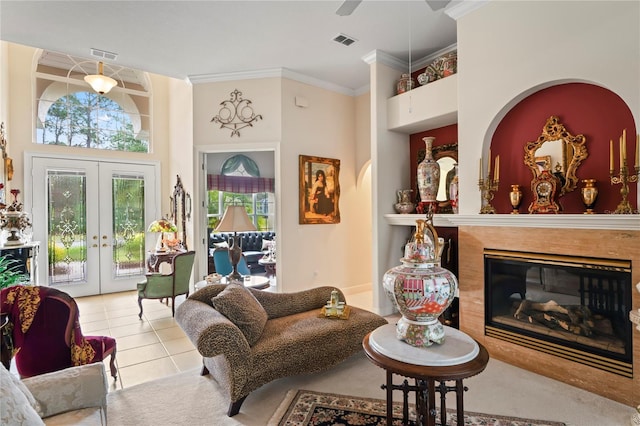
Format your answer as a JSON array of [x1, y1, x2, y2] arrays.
[[425, 0, 451, 11], [335, 0, 363, 16]]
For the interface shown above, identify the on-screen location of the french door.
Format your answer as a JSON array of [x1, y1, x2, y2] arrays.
[[31, 157, 158, 297]]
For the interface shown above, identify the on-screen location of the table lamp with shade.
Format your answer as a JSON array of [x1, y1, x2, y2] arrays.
[[147, 218, 178, 252], [214, 205, 256, 282]]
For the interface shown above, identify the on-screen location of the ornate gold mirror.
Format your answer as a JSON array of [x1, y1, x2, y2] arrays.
[[170, 175, 191, 250], [524, 116, 588, 196]]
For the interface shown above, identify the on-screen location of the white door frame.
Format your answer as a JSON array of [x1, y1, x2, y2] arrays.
[[195, 142, 280, 285], [25, 152, 161, 296]]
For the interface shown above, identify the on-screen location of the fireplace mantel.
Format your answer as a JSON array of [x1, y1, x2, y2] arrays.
[[384, 213, 639, 231]]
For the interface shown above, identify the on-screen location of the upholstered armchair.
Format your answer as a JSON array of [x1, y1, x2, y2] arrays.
[[0, 285, 117, 380], [137, 250, 195, 318], [1, 362, 108, 425], [212, 248, 250, 276]]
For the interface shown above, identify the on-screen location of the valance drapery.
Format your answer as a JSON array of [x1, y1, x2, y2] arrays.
[[207, 175, 275, 194]]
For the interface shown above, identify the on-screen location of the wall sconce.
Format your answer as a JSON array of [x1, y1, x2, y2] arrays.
[[84, 62, 117, 94]]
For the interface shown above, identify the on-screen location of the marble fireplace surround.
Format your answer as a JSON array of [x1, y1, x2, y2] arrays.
[[453, 218, 640, 407]]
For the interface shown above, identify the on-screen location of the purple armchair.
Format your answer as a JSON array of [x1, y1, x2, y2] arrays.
[[0, 286, 117, 379]]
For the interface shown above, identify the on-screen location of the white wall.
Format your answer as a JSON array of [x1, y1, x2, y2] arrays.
[[192, 76, 372, 294], [370, 57, 412, 316], [1, 42, 193, 287], [3, 43, 188, 201], [456, 0, 640, 214], [0, 42, 8, 136]]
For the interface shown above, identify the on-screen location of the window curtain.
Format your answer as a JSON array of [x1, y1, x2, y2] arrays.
[[221, 154, 261, 177], [207, 174, 275, 193]]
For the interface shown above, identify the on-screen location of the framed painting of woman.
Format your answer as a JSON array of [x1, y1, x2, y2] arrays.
[[299, 155, 340, 224]]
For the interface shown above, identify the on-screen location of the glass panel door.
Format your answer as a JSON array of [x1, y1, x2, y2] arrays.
[[98, 163, 156, 293], [31, 157, 157, 297], [46, 168, 95, 289]]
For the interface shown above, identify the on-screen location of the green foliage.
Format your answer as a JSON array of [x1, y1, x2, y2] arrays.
[[41, 92, 148, 153], [0, 256, 29, 289]]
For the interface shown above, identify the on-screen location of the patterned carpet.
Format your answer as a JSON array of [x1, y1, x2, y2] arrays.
[[271, 389, 567, 426]]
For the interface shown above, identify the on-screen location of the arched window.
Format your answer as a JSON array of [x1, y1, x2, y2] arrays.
[[207, 154, 275, 231], [34, 50, 151, 152]]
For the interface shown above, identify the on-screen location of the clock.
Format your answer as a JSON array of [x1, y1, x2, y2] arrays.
[[528, 170, 560, 213]]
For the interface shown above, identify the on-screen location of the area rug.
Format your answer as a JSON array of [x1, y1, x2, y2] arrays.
[[270, 389, 567, 426]]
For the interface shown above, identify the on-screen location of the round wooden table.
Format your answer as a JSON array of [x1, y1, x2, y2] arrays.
[[194, 275, 270, 291], [363, 324, 489, 426]]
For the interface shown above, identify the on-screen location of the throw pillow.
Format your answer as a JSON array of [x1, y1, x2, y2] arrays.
[[214, 241, 229, 249], [211, 284, 268, 346], [0, 364, 45, 425]]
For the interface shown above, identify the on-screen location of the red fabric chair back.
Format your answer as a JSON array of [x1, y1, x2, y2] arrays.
[[1, 286, 117, 378]]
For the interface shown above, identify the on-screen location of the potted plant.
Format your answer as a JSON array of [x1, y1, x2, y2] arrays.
[[0, 255, 30, 289]]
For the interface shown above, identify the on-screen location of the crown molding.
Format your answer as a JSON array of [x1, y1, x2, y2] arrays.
[[362, 50, 407, 72], [188, 67, 355, 97], [445, 0, 489, 21]]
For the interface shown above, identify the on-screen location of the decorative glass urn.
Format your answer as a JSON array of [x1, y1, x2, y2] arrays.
[[383, 214, 458, 347], [0, 190, 32, 246]]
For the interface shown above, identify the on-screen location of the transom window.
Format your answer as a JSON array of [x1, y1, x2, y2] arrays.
[[34, 51, 151, 152]]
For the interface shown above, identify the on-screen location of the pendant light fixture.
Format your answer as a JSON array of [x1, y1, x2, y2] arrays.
[[84, 61, 117, 94]]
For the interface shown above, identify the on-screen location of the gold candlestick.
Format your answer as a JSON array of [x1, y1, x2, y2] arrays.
[[610, 166, 639, 214], [610, 130, 639, 214], [478, 169, 499, 214]]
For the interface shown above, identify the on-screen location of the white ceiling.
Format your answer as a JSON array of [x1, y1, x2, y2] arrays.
[[0, 0, 459, 94]]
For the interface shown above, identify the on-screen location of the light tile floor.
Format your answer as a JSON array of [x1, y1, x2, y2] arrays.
[[76, 291, 201, 392]]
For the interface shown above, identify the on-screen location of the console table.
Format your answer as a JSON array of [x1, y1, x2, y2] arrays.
[[363, 324, 489, 426], [146, 250, 185, 273]]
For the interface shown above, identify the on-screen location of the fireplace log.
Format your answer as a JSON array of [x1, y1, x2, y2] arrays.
[[514, 300, 594, 336]]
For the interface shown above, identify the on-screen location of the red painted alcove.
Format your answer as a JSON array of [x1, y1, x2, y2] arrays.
[[491, 83, 637, 214]]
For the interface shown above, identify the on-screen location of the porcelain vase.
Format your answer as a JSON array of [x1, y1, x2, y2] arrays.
[[417, 137, 440, 203], [394, 189, 415, 214], [581, 179, 598, 214], [509, 184, 522, 214], [382, 219, 458, 347]]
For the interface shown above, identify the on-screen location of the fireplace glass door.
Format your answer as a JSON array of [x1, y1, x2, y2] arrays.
[[484, 249, 632, 377]]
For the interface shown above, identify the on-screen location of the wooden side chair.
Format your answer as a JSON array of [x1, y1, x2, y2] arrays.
[[137, 250, 195, 318]]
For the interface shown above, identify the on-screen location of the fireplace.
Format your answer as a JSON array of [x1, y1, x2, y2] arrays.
[[484, 249, 632, 377]]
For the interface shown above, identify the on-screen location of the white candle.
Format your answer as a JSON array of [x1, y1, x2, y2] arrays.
[[622, 129, 627, 161], [495, 155, 500, 181], [479, 157, 483, 180], [487, 149, 491, 177]]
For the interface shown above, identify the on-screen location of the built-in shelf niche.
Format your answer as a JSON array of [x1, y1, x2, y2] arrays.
[[387, 74, 458, 134]]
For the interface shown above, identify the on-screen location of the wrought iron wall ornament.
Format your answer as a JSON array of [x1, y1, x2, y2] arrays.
[[211, 89, 263, 137]]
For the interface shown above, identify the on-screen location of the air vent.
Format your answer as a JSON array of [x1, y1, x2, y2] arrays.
[[333, 33, 357, 47], [90, 48, 118, 61]]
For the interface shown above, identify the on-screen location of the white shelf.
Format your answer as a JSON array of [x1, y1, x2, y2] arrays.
[[384, 214, 640, 231], [387, 74, 458, 134]]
